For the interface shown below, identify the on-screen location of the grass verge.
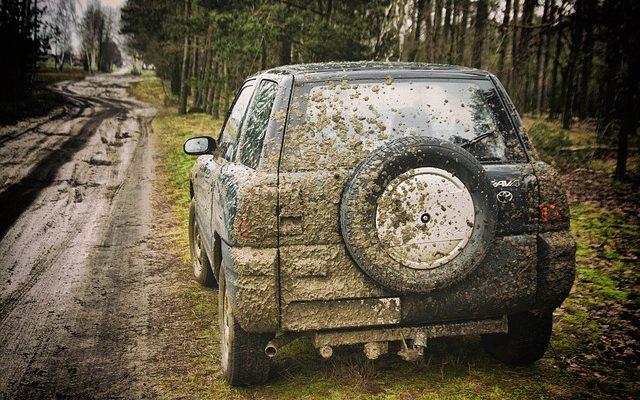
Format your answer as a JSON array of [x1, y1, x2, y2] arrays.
[[132, 78, 639, 399]]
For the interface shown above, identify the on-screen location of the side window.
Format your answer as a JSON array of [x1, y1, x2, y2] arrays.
[[218, 83, 255, 161], [238, 80, 279, 169]]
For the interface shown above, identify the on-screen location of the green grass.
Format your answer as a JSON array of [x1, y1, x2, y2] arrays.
[[130, 78, 221, 244], [131, 80, 639, 399], [34, 66, 89, 85]]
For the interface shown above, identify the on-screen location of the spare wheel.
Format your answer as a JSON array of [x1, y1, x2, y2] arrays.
[[340, 136, 497, 294]]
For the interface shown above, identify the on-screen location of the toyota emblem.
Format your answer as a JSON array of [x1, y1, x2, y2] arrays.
[[497, 190, 513, 203]]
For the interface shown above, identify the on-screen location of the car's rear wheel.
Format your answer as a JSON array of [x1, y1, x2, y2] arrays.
[[189, 201, 216, 287], [481, 311, 553, 366], [218, 267, 272, 386]]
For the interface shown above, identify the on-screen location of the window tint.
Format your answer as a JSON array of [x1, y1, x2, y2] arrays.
[[219, 83, 255, 161], [238, 80, 279, 168], [282, 78, 526, 171]]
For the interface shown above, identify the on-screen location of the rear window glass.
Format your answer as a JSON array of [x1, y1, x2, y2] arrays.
[[238, 80, 278, 169], [281, 78, 525, 171], [219, 83, 255, 161]]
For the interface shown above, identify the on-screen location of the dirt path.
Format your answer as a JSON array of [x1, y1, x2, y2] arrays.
[[0, 73, 166, 398]]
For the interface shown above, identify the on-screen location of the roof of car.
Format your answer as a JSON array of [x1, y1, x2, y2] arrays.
[[260, 61, 491, 81]]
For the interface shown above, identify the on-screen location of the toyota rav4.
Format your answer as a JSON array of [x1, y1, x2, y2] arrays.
[[183, 62, 576, 386]]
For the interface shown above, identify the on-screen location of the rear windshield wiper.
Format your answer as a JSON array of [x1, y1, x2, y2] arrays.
[[460, 130, 496, 149]]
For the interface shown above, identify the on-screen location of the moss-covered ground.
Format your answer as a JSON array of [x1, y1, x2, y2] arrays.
[[131, 78, 639, 399]]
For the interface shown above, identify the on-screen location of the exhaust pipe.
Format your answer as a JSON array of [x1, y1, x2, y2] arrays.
[[265, 333, 299, 357], [265, 343, 278, 358]]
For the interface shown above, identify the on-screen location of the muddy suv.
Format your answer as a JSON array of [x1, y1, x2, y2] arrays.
[[183, 63, 576, 386]]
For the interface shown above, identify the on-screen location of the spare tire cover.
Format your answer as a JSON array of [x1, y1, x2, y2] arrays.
[[340, 136, 497, 294]]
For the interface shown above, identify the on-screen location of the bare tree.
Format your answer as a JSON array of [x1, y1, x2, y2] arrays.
[[178, 0, 191, 114], [47, 0, 76, 70], [79, 1, 104, 72]]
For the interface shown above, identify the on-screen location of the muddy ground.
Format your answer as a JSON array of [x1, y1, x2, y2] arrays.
[[0, 73, 176, 399]]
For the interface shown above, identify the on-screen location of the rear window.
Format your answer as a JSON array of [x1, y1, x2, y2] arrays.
[[281, 78, 525, 171]]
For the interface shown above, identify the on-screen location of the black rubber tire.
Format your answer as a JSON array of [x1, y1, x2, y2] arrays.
[[481, 311, 553, 366], [340, 136, 497, 294], [218, 267, 272, 386], [188, 201, 216, 287]]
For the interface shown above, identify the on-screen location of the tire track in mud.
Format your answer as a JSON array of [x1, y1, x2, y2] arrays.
[[11, 116, 155, 398], [0, 73, 160, 397], [0, 100, 121, 241], [0, 204, 88, 324], [0, 83, 92, 146]]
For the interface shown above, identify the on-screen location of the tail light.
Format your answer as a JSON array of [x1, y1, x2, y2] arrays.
[[540, 203, 562, 223], [240, 219, 250, 238]]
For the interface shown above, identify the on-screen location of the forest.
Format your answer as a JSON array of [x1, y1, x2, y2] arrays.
[[120, 0, 639, 180]]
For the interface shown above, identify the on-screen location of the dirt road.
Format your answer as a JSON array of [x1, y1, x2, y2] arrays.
[[0, 73, 165, 398]]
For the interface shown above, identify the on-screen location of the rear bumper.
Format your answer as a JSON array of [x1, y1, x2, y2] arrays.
[[223, 232, 575, 333]]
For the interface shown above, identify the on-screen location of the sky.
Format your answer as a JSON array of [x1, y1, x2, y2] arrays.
[[78, 0, 126, 9], [67, 0, 127, 53]]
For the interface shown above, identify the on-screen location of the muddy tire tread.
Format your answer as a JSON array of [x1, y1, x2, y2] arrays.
[[481, 311, 553, 366], [219, 269, 272, 386], [188, 201, 216, 287]]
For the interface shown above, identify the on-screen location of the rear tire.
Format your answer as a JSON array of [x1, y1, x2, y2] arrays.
[[481, 311, 553, 366], [189, 201, 216, 287], [218, 267, 272, 386]]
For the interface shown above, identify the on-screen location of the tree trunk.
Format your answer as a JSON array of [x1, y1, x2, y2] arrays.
[[497, 0, 512, 82], [280, 36, 292, 65], [614, 0, 640, 180], [220, 62, 230, 117], [538, 0, 554, 115], [562, 0, 584, 129], [423, 0, 433, 62], [578, 0, 596, 118], [534, 0, 549, 115], [261, 38, 267, 69], [598, 1, 622, 135], [178, 0, 191, 115], [212, 63, 221, 120], [448, 0, 459, 64], [509, 0, 520, 92], [432, 0, 442, 62], [548, 25, 563, 119], [443, 0, 452, 62], [191, 35, 200, 110], [200, 24, 213, 111], [457, 0, 469, 65], [410, 0, 425, 61], [614, 105, 633, 180], [171, 57, 181, 96], [515, 0, 535, 111], [472, 0, 488, 68]]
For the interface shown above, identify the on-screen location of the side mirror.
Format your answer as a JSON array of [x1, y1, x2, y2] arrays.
[[183, 136, 216, 155]]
